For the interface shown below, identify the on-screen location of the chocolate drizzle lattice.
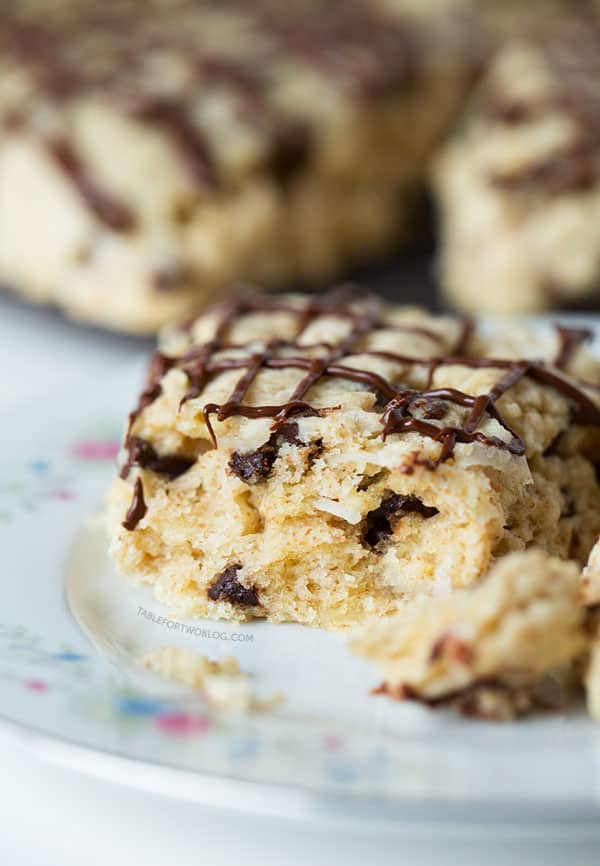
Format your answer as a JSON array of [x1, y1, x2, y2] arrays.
[[126, 289, 600, 474]]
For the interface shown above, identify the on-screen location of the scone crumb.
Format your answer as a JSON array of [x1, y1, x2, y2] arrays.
[[352, 549, 587, 721], [141, 646, 284, 713]]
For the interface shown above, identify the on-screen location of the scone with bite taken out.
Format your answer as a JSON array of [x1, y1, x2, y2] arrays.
[[107, 288, 600, 629]]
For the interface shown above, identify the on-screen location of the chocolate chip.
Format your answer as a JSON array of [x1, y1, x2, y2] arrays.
[[228, 443, 277, 484], [363, 492, 438, 547], [152, 263, 190, 293], [228, 422, 320, 484], [268, 121, 313, 186], [560, 488, 577, 519], [120, 436, 194, 480], [357, 469, 388, 491], [373, 392, 392, 412], [274, 422, 323, 463], [543, 431, 565, 457], [275, 421, 302, 446], [306, 438, 323, 465], [415, 398, 448, 421], [497, 103, 532, 125], [207, 565, 259, 607]]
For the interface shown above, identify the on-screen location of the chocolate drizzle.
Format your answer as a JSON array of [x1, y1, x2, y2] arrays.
[[554, 325, 593, 370], [120, 351, 185, 478], [47, 139, 135, 232], [122, 477, 147, 531], [132, 100, 217, 187], [130, 288, 600, 476]]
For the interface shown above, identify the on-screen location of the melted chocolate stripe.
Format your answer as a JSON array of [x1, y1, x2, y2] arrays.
[[133, 100, 217, 187], [123, 352, 177, 469], [554, 325, 594, 370], [47, 138, 135, 231], [529, 365, 600, 426], [132, 290, 600, 472], [122, 477, 147, 531]]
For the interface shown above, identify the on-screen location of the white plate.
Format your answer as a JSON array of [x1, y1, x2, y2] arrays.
[[3, 314, 600, 827]]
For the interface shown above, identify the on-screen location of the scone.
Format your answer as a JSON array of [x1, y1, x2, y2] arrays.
[[107, 288, 600, 629], [432, 12, 600, 314], [0, 0, 475, 332], [352, 550, 587, 720]]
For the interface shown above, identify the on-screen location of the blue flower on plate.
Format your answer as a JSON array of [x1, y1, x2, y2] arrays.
[[325, 760, 359, 784], [53, 651, 88, 663], [114, 695, 168, 717], [30, 460, 50, 475]]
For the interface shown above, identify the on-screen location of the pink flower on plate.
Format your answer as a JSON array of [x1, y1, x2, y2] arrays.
[[24, 679, 48, 693], [155, 712, 212, 736], [322, 734, 344, 753], [51, 489, 76, 501], [71, 440, 120, 461]]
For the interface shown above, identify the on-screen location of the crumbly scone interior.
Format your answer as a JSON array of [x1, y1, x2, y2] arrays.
[[107, 291, 600, 630]]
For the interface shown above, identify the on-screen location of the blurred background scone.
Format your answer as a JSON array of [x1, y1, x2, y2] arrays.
[[433, 11, 600, 314], [0, 0, 477, 332]]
